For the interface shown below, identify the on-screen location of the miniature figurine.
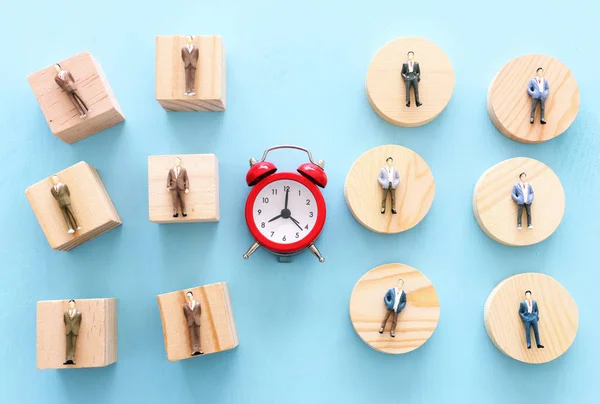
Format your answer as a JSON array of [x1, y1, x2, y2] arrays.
[[167, 157, 189, 218], [181, 36, 199, 96], [379, 278, 406, 338], [50, 175, 81, 234], [63, 299, 82, 365], [519, 290, 544, 349], [527, 67, 549, 125], [183, 291, 203, 356], [511, 172, 534, 230], [54, 63, 91, 118], [378, 157, 400, 215], [401, 51, 422, 107]]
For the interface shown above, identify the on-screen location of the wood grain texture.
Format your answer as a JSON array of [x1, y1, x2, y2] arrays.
[[366, 37, 454, 127], [27, 51, 125, 144], [345, 145, 435, 234], [484, 273, 578, 364], [36, 298, 118, 370], [25, 161, 121, 251], [148, 154, 219, 223], [487, 54, 580, 143], [473, 157, 564, 246], [156, 36, 226, 111], [157, 282, 238, 362], [349, 263, 440, 354]]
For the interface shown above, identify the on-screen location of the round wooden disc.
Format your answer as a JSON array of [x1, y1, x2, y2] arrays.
[[349, 263, 440, 354], [345, 145, 435, 234], [366, 37, 455, 127], [487, 54, 580, 143], [484, 273, 578, 364], [473, 157, 565, 246]]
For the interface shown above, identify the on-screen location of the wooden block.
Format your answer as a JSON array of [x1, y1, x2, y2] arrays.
[[36, 298, 117, 370], [484, 273, 578, 364], [487, 54, 579, 144], [473, 157, 564, 246], [25, 161, 121, 251], [156, 35, 226, 111], [366, 37, 455, 127], [345, 145, 435, 234], [148, 154, 219, 223], [157, 282, 238, 361], [27, 51, 125, 144], [349, 263, 440, 354]]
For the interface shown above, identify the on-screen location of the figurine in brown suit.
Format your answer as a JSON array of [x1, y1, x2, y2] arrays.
[[181, 36, 199, 96], [183, 291, 203, 356], [54, 63, 91, 118], [50, 175, 81, 234], [167, 157, 190, 217], [64, 299, 82, 365]]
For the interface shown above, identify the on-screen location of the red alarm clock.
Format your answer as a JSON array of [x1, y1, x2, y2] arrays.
[[243, 145, 327, 262]]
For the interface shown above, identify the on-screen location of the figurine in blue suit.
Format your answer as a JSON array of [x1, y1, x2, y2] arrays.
[[378, 278, 407, 337], [519, 290, 544, 349], [511, 172, 535, 230], [527, 67, 550, 125]]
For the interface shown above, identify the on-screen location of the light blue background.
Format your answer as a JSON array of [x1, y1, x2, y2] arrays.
[[0, 0, 598, 403]]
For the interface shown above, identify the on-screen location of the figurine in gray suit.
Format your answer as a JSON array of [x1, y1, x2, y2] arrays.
[[378, 157, 400, 214], [527, 67, 549, 125], [401, 51, 422, 107], [379, 278, 407, 337], [519, 290, 544, 349], [511, 172, 534, 230]]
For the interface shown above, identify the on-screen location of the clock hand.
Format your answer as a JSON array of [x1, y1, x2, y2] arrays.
[[289, 216, 303, 231], [284, 188, 290, 210], [268, 214, 282, 223]]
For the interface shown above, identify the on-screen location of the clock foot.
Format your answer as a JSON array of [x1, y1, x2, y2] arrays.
[[243, 241, 260, 260], [308, 244, 325, 263]]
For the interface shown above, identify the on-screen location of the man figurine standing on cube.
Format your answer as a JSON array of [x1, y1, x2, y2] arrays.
[[401, 51, 422, 107], [54, 63, 91, 118], [519, 290, 544, 350], [50, 175, 81, 234], [378, 157, 400, 215], [181, 36, 199, 96], [63, 299, 81, 365], [167, 157, 189, 218], [527, 67, 549, 125], [511, 172, 534, 230], [183, 291, 203, 356]]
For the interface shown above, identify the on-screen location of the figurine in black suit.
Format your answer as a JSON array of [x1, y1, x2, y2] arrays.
[[401, 51, 422, 107]]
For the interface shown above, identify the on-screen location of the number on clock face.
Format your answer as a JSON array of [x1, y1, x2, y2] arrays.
[[252, 179, 318, 244]]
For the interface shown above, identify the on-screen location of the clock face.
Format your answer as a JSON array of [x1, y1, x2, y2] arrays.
[[252, 179, 319, 245]]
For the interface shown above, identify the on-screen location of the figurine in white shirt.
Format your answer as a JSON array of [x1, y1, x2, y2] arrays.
[[377, 157, 400, 214], [401, 51, 422, 107], [527, 67, 550, 125], [379, 278, 407, 338]]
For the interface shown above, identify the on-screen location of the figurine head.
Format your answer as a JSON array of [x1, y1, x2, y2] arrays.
[[386, 157, 394, 168], [396, 278, 404, 288], [525, 290, 532, 301], [175, 157, 182, 167], [68, 299, 76, 310], [50, 175, 60, 186], [54, 63, 61, 73], [187, 35, 193, 44], [519, 172, 527, 182], [536, 67, 544, 78], [186, 291, 193, 302], [407, 51, 414, 61]]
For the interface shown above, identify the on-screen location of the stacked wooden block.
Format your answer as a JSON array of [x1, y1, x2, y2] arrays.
[[25, 161, 121, 251]]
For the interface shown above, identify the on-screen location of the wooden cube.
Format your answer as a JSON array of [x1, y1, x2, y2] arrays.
[[156, 35, 226, 111], [36, 298, 117, 370], [25, 161, 121, 251], [148, 154, 219, 223], [157, 282, 238, 361], [27, 51, 125, 144]]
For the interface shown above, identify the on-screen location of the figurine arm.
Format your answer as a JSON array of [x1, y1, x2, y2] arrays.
[[511, 186, 520, 203], [519, 303, 526, 320], [377, 170, 387, 188], [416, 64, 421, 81], [392, 169, 400, 189], [527, 80, 536, 97], [529, 186, 534, 203], [184, 170, 189, 190], [64, 185, 70, 197], [384, 289, 393, 304], [167, 171, 172, 188], [401, 64, 407, 79], [398, 293, 407, 311], [67, 71, 75, 83], [542, 81, 550, 100]]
